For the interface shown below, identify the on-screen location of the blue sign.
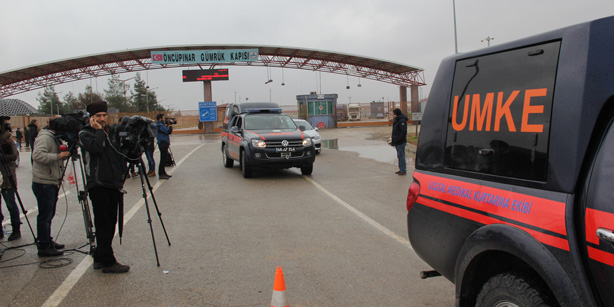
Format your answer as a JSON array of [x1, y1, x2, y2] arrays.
[[151, 49, 259, 64], [199, 102, 217, 122]]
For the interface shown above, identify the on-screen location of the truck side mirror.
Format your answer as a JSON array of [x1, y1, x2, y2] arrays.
[[299, 125, 306, 131], [230, 126, 240, 133]]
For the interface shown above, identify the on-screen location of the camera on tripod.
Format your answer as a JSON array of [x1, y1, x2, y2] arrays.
[[51, 111, 88, 156], [112, 115, 157, 160]]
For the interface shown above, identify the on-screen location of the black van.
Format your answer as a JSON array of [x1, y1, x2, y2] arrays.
[[406, 16, 614, 306]]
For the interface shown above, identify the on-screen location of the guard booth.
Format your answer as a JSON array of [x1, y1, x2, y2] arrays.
[[296, 93, 338, 129]]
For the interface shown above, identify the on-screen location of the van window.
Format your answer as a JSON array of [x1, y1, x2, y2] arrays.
[[444, 41, 561, 181]]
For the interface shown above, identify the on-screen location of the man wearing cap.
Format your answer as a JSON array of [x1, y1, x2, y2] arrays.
[[79, 101, 129, 273]]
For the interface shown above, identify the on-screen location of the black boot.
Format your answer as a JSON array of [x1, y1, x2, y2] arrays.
[[38, 245, 64, 257], [8, 223, 21, 241]]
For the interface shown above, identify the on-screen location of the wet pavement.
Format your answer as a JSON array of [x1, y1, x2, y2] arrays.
[[319, 126, 416, 167]]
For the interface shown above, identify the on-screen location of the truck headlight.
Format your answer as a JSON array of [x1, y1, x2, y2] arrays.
[[251, 140, 266, 148], [303, 138, 313, 146], [313, 135, 321, 141]]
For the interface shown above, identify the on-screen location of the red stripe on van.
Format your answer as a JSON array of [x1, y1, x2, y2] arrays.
[[587, 246, 614, 267], [414, 172, 568, 250], [418, 196, 570, 251]]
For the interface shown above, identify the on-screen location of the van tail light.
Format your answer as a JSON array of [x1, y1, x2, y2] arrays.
[[407, 181, 421, 212]]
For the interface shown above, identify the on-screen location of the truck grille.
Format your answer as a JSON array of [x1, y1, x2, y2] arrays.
[[265, 140, 303, 148]]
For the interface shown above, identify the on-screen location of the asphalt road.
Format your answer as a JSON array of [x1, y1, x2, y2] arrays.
[[0, 127, 454, 307]]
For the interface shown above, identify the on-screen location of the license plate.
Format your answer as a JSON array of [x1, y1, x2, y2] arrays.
[[281, 152, 291, 159], [276, 147, 295, 152]]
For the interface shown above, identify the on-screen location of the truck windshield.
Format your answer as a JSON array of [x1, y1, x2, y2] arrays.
[[244, 114, 298, 131]]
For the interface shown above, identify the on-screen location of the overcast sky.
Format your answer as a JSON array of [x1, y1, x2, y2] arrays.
[[2, 0, 613, 111]]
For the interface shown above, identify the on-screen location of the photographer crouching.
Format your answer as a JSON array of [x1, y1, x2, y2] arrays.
[[155, 113, 173, 180], [32, 118, 70, 256], [79, 101, 129, 273]]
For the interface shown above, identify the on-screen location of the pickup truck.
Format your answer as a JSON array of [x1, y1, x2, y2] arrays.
[[406, 16, 614, 306], [221, 102, 315, 178]]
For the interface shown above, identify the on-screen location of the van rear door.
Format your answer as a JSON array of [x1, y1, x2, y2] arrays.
[[582, 119, 614, 306]]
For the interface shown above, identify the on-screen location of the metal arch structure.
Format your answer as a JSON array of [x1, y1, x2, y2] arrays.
[[0, 44, 425, 99]]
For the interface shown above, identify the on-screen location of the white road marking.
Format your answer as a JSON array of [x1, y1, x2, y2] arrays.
[[303, 176, 413, 250], [42, 145, 204, 307]]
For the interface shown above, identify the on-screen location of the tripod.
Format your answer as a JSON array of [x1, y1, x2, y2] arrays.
[[0, 141, 37, 249], [60, 145, 96, 255], [167, 146, 176, 167], [125, 156, 171, 267]]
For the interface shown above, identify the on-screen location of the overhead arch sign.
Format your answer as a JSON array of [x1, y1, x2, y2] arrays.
[[151, 49, 259, 64]]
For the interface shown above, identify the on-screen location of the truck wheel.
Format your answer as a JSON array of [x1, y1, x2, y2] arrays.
[[300, 163, 313, 175], [241, 150, 253, 178], [222, 144, 233, 168], [476, 272, 555, 307]]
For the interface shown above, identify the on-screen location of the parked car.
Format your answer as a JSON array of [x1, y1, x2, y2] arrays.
[[406, 16, 614, 306], [293, 119, 321, 154]]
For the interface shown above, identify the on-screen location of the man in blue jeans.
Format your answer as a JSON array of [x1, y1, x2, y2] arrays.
[[391, 108, 408, 175], [32, 118, 70, 256]]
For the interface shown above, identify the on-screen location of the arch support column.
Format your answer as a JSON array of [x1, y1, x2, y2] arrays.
[[399, 86, 408, 115], [411, 84, 420, 114]]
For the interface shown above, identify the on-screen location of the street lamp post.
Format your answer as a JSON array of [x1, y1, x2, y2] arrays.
[[146, 86, 158, 113], [119, 76, 136, 109], [453, 0, 459, 54], [481, 36, 495, 47], [52, 91, 63, 116]]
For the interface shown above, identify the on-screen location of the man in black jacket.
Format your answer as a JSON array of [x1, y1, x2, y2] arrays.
[[27, 120, 38, 150], [391, 108, 408, 175], [79, 101, 129, 273], [15, 128, 22, 148]]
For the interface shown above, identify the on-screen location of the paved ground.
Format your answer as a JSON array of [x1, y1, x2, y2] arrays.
[[0, 126, 453, 307]]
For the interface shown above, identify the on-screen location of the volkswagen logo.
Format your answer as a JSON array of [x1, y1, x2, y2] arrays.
[[281, 140, 289, 147]]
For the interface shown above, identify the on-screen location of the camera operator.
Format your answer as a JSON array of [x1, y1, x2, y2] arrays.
[[155, 113, 172, 180], [79, 101, 129, 273], [0, 126, 21, 241], [31, 118, 70, 256]]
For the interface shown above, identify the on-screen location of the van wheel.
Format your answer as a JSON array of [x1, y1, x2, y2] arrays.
[[241, 150, 253, 178], [476, 272, 556, 307], [300, 163, 313, 175], [222, 144, 233, 168]]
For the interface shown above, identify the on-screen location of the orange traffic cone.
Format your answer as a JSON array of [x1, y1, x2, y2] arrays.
[[271, 266, 288, 307]]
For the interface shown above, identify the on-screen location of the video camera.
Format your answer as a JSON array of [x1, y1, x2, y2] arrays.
[[0, 116, 11, 134], [51, 111, 88, 156], [0, 116, 12, 155], [164, 117, 177, 125], [112, 115, 157, 160]]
